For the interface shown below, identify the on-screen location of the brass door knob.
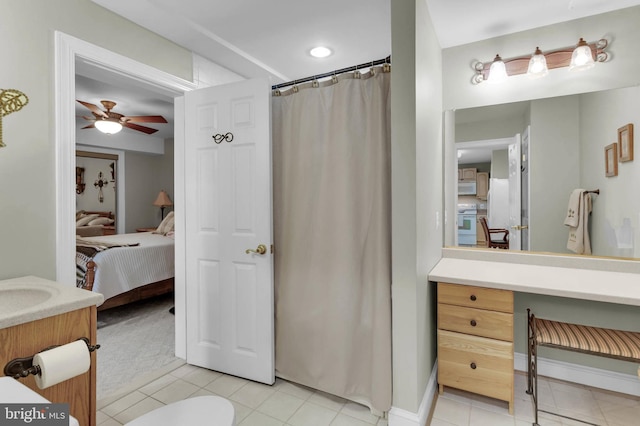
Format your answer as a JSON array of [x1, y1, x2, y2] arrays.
[[245, 244, 267, 255], [512, 225, 529, 230]]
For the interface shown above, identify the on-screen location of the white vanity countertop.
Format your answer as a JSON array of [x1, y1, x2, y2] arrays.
[[0, 276, 104, 329], [429, 248, 640, 306]]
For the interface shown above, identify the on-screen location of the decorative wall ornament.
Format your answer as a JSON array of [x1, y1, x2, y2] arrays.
[[212, 132, 234, 144], [109, 162, 116, 190], [605, 143, 618, 177], [0, 89, 29, 148], [76, 167, 86, 194], [94, 171, 110, 203], [618, 123, 634, 162]]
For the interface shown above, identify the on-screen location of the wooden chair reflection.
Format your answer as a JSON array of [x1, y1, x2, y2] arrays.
[[480, 217, 509, 249]]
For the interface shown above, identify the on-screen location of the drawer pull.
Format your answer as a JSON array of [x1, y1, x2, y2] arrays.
[[470, 362, 477, 370], [470, 295, 477, 301], [470, 320, 477, 327]]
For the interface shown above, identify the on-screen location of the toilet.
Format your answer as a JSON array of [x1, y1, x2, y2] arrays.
[[125, 395, 235, 426], [0, 377, 80, 426]]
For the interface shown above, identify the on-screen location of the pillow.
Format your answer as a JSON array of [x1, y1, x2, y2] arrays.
[[76, 210, 86, 220], [76, 214, 99, 227], [154, 211, 175, 235], [88, 217, 114, 226]]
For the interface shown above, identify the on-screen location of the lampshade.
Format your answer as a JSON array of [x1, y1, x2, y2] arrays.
[[569, 38, 595, 71], [487, 54, 508, 84], [95, 119, 123, 134], [527, 47, 548, 79], [153, 190, 173, 207]]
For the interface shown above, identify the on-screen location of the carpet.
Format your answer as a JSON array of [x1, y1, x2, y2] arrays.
[[96, 292, 179, 400]]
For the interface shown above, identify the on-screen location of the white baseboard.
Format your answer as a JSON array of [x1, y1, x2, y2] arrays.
[[514, 352, 640, 397], [388, 362, 438, 426]]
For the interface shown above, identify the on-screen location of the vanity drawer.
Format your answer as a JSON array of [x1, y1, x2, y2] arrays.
[[438, 303, 513, 341], [437, 329, 513, 402], [438, 282, 513, 313]]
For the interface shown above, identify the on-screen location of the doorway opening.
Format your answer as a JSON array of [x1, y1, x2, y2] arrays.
[[55, 31, 196, 398]]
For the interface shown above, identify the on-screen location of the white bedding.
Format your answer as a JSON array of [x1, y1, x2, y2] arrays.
[[83, 232, 175, 301]]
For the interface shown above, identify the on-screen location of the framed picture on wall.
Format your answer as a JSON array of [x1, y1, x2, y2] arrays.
[[618, 123, 634, 162], [605, 143, 618, 177]]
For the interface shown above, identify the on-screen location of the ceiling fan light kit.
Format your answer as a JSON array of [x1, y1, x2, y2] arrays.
[[77, 99, 167, 135], [471, 38, 608, 84], [94, 119, 122, 134]]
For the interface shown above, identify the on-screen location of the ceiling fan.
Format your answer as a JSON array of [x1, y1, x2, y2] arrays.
[[77, 99, 167, 135]]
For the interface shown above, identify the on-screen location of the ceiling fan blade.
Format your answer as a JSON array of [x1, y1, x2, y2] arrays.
[[81, 115, 94, 121], [121, 115, 167, 123], [123, 121, 159, 134], [81, 123, 96, 129], [76, 100, 108, 118]]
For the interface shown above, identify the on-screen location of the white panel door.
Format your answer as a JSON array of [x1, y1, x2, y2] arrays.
[[184, 78, 274, 385], [508, 134, 522, 250]]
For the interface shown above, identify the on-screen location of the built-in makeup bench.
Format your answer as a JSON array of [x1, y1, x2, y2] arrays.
[[526, 309, 640, 425], [429, 248, 640, 425]]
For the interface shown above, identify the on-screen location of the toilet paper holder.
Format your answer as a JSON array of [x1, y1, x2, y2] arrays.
[[3, 337, 100, 380]]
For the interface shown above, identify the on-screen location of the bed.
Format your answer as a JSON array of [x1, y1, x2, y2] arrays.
[[76, 231, 175, 311]]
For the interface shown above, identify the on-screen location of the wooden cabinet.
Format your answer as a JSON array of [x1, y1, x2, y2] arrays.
[[476, 172, 488, 200], [460, 168, 477, 181], [437, 282, 514, 413], [0, 307, 97, 426]]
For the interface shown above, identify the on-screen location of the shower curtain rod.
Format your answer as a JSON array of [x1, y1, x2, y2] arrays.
[[271, 55, 391, 90]]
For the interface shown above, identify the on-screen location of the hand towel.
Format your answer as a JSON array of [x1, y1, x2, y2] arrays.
[[566, 191, 592, 254], [564, 189, 584, 227]]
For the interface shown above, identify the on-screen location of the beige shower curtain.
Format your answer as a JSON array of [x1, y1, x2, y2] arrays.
[[272, 68, 391, 414]]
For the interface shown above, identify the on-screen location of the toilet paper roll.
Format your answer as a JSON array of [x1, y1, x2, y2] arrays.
[[33, 340, 91, 389]]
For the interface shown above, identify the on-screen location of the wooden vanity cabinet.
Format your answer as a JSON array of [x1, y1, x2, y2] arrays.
[[0, 306, 97, 426], [437, 282, 514, 413]]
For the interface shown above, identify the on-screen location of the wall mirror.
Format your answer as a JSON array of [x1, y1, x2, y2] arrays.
[[447, 84, 640, 260], [75, 150, 118, 233]]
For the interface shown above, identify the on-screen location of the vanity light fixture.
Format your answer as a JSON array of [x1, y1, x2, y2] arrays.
[[487, 55, 508, 84], [527, 47, 549, 79], [94, 119, 123, 135], [472, 38, 608, 84], [569, 38, 595, 71]]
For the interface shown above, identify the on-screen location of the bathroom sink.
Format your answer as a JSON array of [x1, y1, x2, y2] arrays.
[[0, 286, 58, 314], [0, 276, 103, 330]]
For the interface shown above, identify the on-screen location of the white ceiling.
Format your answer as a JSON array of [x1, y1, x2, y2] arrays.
[[77, 0, 640, 141]]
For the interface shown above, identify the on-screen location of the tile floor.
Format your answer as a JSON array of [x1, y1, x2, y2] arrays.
[[431, 372, 640, 426], [97, 361, 387, 426], [97, 364, 640, 426]]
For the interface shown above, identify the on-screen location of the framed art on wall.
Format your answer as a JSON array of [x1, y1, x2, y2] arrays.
[[618, 123, 634, 162], [605, 142, 618, 177]]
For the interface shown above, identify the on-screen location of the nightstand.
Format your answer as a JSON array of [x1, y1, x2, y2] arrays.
[[136, 227, 157, 232]]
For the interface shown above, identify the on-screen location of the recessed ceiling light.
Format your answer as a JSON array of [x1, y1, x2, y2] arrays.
[[310, 46, 332, 58]]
